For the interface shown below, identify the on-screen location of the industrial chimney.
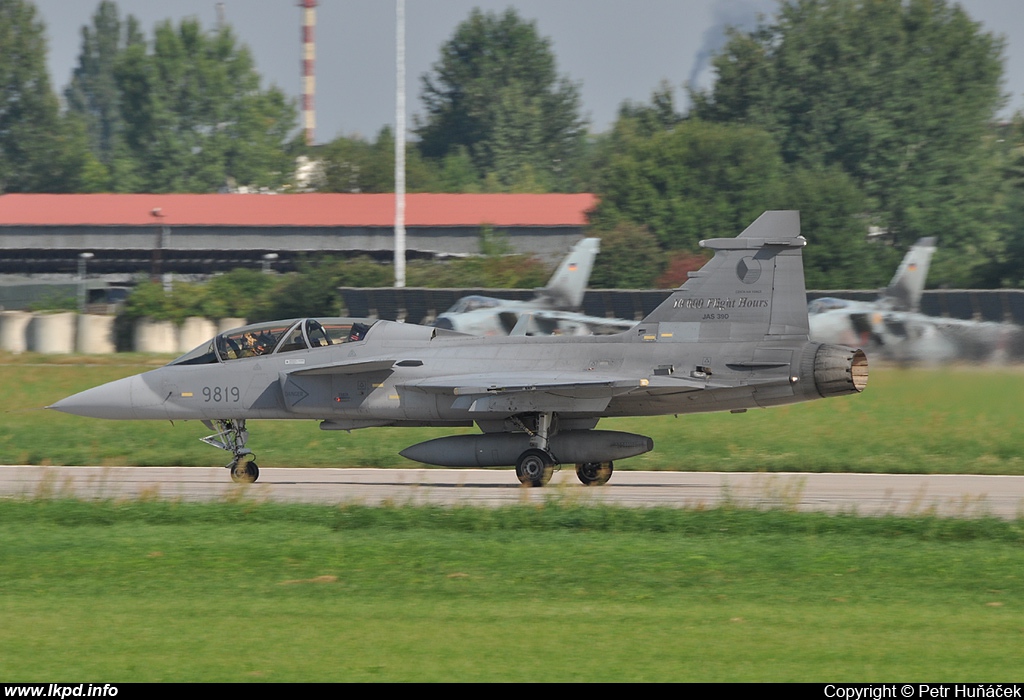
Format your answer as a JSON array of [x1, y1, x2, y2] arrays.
[[299, 0, 317, 145]]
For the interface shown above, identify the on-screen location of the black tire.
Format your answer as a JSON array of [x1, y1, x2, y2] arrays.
[[516, 449, 554, 487], [230, 460, 259, 484], [576, 461, 613, 486]]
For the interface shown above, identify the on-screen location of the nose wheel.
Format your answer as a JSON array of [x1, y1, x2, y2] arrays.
[[201, 419, 259, 483]]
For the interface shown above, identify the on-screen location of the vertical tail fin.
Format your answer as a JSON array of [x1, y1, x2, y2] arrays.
[[881, 237, 935, 312], [537, 237, 600, 309], [641, 211, 808, 341]]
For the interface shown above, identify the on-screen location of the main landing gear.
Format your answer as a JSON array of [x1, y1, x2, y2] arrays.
[[516, 449, 554, 487], [201, 419, 260, 483], [512, 412, 615, 488], [513, 412, 555, 487], [575, 461, 614, 486], [514, 452, 615, 488]]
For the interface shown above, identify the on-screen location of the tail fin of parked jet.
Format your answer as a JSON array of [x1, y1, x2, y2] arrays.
[[640, 211, 809, 341], [536, 237, 600, 309], [881, 237, 936, 312]]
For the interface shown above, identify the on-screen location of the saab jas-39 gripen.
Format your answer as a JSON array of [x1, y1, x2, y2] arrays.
[[50, 211, 868, 487]]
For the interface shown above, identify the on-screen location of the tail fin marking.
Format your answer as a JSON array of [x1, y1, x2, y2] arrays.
[[640, 211, 809, 342], [538, 237, 600, 309], [882, 237, 935, 312]]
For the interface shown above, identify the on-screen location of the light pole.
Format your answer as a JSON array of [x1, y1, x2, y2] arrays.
[[78, 252, 94, 312], [151, 207, 171, 292], [261, 253, 279, 274], [394, 0, 406, 288]]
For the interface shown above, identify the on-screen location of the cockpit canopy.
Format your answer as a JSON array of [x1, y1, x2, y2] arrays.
[[444, 295, 503, 314], [807, 297, 852, 315], [169, 318, 376, 366]]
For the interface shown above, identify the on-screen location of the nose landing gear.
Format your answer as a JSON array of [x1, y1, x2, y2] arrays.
[[201, 419, 260, 483], [229, 459, 260, 484]]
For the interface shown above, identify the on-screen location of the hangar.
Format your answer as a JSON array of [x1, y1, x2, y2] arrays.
[[0, 193, 597, 276]]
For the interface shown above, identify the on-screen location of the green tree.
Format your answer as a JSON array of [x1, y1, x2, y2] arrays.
[[201, 269, 272, 320], [65, 1, 144, 169], [590, 118, 788, 251], [120, 280, 173, 321], [318, 134, 380, 193], [405, 229, 548, 288], [589, 222, 665, 289], [416, 8, 586, 191], [433, 146, 481, 193], [778, 165, 896, 289], [114, 18, 297, 192], [996, 196, 1024, 288], [990, 117, 1024, 288], [590, 87, 901, 288], [0, 0, 102, 192], [691, 0, 1009, 285], [259, 273, 342, 321], [615, 81, 684, 138], [318, 127, 440, 193]]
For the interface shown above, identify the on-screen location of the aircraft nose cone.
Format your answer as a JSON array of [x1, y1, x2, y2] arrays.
[[48, 375, 143, 420]]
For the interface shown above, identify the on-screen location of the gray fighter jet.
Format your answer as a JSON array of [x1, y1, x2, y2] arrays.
[[809, 238, 1023, 363], [431, 237, 635, 336], [50, 211, 867, 486]]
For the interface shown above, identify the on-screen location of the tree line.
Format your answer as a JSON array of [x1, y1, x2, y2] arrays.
[[2, 0, 1024, 292], [121, 247, 551, 325]]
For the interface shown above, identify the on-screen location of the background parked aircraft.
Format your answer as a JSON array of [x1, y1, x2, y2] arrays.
[[431, 237, 635, 336], [809, 238, 1024, 363]]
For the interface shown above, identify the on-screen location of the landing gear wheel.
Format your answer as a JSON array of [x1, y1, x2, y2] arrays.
[[516, 449, 554, 487], [576, 461, 613, 486], [230, 460, 259, 484], [202, 419, 259, 483]]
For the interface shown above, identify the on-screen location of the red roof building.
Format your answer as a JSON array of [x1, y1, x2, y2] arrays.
[[0, 193, 596, 227], [0, 193, 597, 275]]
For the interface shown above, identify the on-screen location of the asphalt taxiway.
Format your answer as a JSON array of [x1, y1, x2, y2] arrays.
[[1, 466, 1022, 519]]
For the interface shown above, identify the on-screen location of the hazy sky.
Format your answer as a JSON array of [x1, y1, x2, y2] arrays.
[[32, 0, 1024, 144]]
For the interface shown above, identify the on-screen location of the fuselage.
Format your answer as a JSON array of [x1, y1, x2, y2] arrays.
[[50, 316, 862, 426]]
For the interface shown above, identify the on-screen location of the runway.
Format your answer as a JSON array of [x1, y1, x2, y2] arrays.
[[2, 465, 1023, 519]]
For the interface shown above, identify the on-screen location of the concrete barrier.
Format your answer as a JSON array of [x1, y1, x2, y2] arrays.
[[1, 314, 251, 355], [76, 314, 116, 354], [178, 317, 218, 353], [27, 312, 76, 354], [134, 318, 177, 353], [0, 310, 32, 353], [217, 317, 247, 334]]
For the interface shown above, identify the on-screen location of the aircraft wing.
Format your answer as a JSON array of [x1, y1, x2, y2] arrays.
[[400, 371, 703, 413], [401, 371, 651, 395], [502, 310, 636, 336], [532, 310, 637, 334], [284, 358, 403, 376]]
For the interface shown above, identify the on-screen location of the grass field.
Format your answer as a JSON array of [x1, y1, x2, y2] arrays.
[[1, 500, 1023, 682], [2, 354, 1021, 473]]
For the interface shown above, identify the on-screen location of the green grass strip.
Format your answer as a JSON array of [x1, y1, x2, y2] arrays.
[[1, 499, 1023, 681]]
